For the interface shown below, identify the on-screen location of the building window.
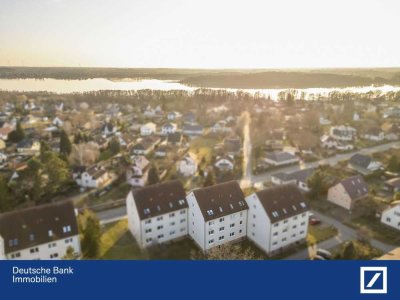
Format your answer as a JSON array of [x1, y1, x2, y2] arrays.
[[50, 253, 59, 259], [272, 242, 278, 246], [301, 213, 306, 218], [180, 209, 186, 214], [219, 218, 224, 222], [48, 230, 53, 237], [292, 234, 296, 238], [230, 223, 235, 228], [239, 220, 243, 225], [157, 234, 164, 239], [180, 218, 186, 223], [293, 216, 298, 220], [180, 227, 186, 232], [219, 227, 225, 232], [239, 229, 242, 234], [386, 217, 391, 222], [208, 239, 214, 244], [230, 232, 235, 237], [209, 221, 215, 226], [170, 231, 175, 235], [253, 214, 256, 219], [209, 230, 214, 235], [170, 222, 175, 226], [282, 238, 287, 242], [274, 223, 279, 227], [273, 232, 278, 236], [146, 238, 152, 243], [157, 216, 163, 221], [157, 225, 163, 230], [145, 228, 152, 233], [283, 220, 288, 224], [292, 225, 297, 229], [145, 219, 152, 224], [29, 234, 35, 242], [219, 236, 224, 241], [63, 225, 71, 233], [30, 247, 39, 254], [169, 213, 175, 217], [301, 222, 306, 226], [300, 231, 305, 234], [283, 228, 287, 233]]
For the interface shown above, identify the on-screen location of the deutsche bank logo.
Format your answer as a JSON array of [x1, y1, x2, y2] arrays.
[[360, 267, 387, 294]]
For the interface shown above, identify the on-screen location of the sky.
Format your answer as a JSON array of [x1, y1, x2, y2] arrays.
[[0, 0, 399, 69]]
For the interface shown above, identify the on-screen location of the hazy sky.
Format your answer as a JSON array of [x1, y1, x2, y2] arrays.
[[0, 0, 399, 68]]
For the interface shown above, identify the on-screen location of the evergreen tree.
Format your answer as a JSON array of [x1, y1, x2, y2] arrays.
[[0, 175, 13, 212], [147, 164, 160, 185], [8, 121, 25, 143], [60, 129, 72, 156], [204, 171, 216, 187], [81, 213, 101, 258]]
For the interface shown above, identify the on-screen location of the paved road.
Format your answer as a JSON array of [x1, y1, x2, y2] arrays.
[[251, 141, 400, 185], [240, 111, 252, 188], [286, 210, 397, 260], [97, 205, 127, 225]]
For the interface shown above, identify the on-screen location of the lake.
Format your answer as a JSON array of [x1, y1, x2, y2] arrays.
[[0, 78, 400, 100]]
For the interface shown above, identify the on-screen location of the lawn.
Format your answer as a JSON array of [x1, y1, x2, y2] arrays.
[[346, 216, 400, 246], [99, 219, 199, 260], [307, 224, 338, 246]]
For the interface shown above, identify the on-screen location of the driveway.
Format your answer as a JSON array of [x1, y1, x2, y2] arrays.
[[286, 210, 397, 260]]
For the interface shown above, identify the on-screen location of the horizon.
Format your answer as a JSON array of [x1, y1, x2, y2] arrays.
[[1, 0, 399, 69]]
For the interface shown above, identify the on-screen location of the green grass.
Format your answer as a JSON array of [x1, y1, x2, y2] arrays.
[[307, 224, 338, 246], [346, 216, 400, 246], [99, 220, 199, 260]]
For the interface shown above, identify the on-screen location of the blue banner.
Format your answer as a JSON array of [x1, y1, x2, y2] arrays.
[[0, 260, 399, 300]]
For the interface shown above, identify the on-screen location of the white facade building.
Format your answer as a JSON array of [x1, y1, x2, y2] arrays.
[[140, 122, 157, 136], [177, 153, 197, 177], [126, 180, 188, 248], [161, 123, 177, 135], [187, 181, 248, 251], [245, 185, 309, 255], [0, 201, 81, 260], [74, 165, 110, 188], [381, 202, 400, 231]]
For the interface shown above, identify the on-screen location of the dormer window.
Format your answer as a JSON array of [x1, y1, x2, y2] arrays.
[[48, 230, 53, 237]]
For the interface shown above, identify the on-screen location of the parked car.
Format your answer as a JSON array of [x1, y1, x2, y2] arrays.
[[316, 248, 332, 260], [309, 217, 321, 225]]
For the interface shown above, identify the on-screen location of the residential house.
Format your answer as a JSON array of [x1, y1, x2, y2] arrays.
[[211, 120, 231, 134], [245, 185, 309, 255], [167, 132, 184, 146], [380, 201, 400, 231], [214, 155, 235, 172], [126, 156, 150, 187], [177, 153, 197, 177], [0, 127, 12, 140], [167, 111, 182, 121], [126, 180, 188, 248], [362, 128, 385, 142], [74, 165, 110, 189], [271, 168, 314, 192], [0, 201, 81, 260], [224, 137, 241, 156], [186, 181, 248, 251], [320, 135, 338, 149], [102, 122, 117, 137], [52, 116, 64, 127], [183, 124, 204, 136], [264, 151, 299, 167], [16, 139, 41, 155], [348, 154, 382, 175], [330, 125, 357, 141], [327, 175, 368, 210], [131, 136, 160, 155], [140, 122, 156, 136], [384, 178, 400, 193], [161, 123, 177, 135]]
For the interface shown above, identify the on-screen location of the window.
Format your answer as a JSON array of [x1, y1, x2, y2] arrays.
[[50, 253, 59, 259], [146, 238, 152, 243], [157, 225, 163, 230], [157, 216, 163, 221], [301, 213, 306, 218], [282, 238, 287, 242], [301, 222, 306, 226], [29, 234, 35, 241], [180, 227, 186, 232], [252, 223, 255, 228], [292, 225, 297, 229], [239, 220, 243, 225], [272, 242, 277, 246], [180, 218, 186, 223], [145, 228, 152, 233], [274, 223, 279, 227], [48, 230, 53, 237], [169, 213, 175, 218], [65, 238, 73, 244], [180, 209, 186, 214], [293, 216, 298, 220], [157, 234, 164, 239], [63, 225, 71, 233], [219, 236, 225, 241], [208, 239, 214, 244], [209, 230, 214, 235], [253, 214, 256, 219], [30, 247, 39, 254], [219, 217, 224, 222], [230, 223, 235, 228], [386, 217, 391, 222], [283, 228, 287, 233], [170, 222, 175, 226], [283, 220, 288, 224], [145, 219, 152, 224], [292, 234, 296, 238], [230, 232, 235, 237], [209, 221, 215, 226], [219, 227, 225, 232], [169, 231, 175, 235], [300, 230, 305, 234], [273, 232, 278, 236], [239, 229, 242, 234], [48, 242, 56, 248]]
